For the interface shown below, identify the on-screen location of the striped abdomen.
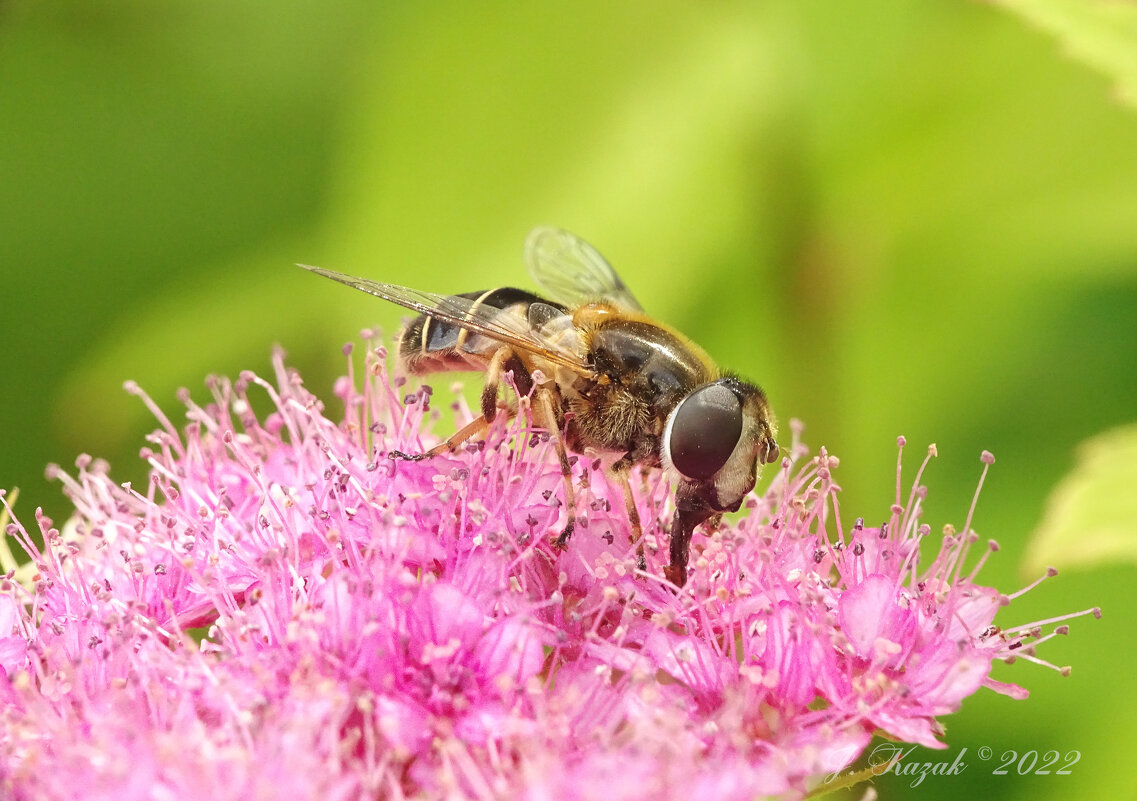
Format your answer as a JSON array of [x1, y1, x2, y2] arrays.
[[398, 287, 564, 375]]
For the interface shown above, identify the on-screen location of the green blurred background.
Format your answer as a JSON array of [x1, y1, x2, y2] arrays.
[[2, 1, 1134, 797]]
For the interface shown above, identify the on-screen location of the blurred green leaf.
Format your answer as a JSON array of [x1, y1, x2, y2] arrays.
[[325, 3, 795, 307], [995, 0, 1137, 109], [1025, 424, 1137, 574], [51, 238, 335, 459]]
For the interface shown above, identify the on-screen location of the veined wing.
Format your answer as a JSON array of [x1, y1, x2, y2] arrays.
[[299, 264, 594, 374], [524, 226, 643, 312]]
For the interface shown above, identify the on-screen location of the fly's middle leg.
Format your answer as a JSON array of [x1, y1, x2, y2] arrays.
[[608, 456, 645, 571], [532, 383, 577, 550]]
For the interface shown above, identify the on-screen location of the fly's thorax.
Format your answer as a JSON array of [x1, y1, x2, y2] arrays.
[[552, 311, 711, 456], [580, 314, 715, 409]]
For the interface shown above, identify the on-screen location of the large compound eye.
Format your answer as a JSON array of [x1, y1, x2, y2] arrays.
[[667, 382, 744, 480]]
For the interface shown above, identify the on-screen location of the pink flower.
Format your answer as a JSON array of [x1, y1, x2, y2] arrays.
[[0, 342, 1097, 800]]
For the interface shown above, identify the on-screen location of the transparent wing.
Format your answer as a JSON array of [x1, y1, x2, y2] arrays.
[[524, 227, 643, 311], [299, 264, 594, 374]]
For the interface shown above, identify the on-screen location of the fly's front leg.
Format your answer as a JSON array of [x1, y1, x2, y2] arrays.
[[534, 382, 576, 550], [664, 509, 694, 587], [608, 456, 645, 571], [665, 488, 715, 587]]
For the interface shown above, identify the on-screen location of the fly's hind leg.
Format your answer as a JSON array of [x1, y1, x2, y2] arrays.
[[390, 346, 533, 461], [479, 346, 534, 422], [389, 415, 492, 461]]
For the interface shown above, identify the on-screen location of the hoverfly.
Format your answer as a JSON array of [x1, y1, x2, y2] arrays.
[[301, 228, 778, 586]]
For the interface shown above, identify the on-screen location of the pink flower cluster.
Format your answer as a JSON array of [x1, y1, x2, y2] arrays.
[[0, 342, 1096, 800]]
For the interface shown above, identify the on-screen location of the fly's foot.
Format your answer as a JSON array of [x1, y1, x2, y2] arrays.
[[553, 520, 575, 551], [389, 449, 430, 462]]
